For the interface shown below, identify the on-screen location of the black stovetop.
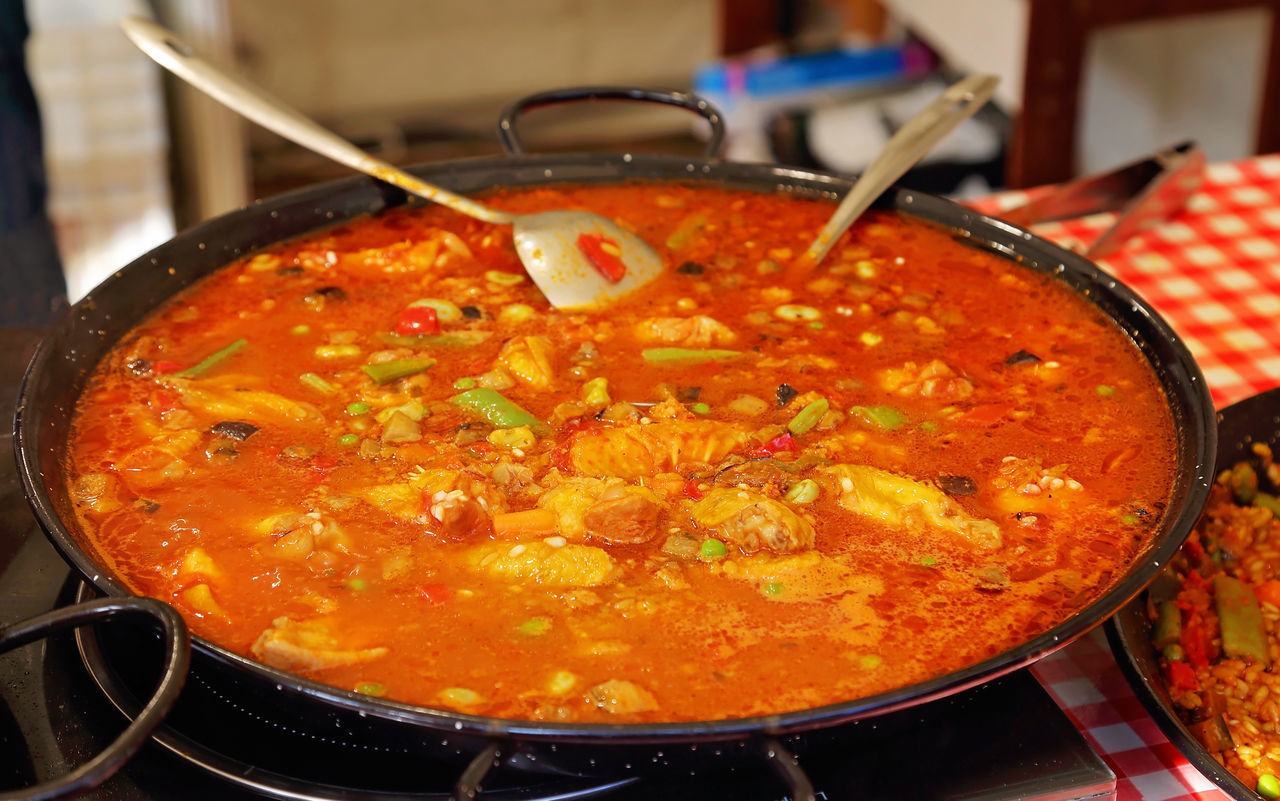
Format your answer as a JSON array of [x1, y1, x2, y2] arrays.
[[0, 328, 1116, 801]]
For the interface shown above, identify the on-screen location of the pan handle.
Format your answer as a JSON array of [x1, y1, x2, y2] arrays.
[[497, 86, 725, 158], [0, 597, 189, 801]]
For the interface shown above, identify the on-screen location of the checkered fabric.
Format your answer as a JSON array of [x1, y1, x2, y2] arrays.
[[972, 155, 1280, 800]]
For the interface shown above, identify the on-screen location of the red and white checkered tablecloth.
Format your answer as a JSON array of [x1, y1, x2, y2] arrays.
[[972, 154, 1280, 800]]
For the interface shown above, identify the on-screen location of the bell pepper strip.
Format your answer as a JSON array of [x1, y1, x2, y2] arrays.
[[1179, 611, 1211, 669], [377, 330, 492, 348], [361, 357, 436, 385], [1214, 574, 1271, 665], [748, 433, 798, 458], [393, 305, 441, 336], [786, 398, 829, 436], [299, 372, 337, 394], [1163, 660, 1199, 691], [641, 348, 743, 365], [450, 387, 547, 433], [576, 233, 627, 283], [176, 338, 247, 378]]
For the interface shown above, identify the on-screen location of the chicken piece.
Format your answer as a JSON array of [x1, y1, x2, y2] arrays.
[[498, 335, 556, 389], [171, 381, 324, 425], [588, 679, 659, 716], [989, 456, 1085, 515], [357, 468, 506, 527], [251, 616, 389, 671], [689, 488, 815, 553], [569, 420, 750, 480], [879, 359, 974, 400], [115, 429, 202, 490], [633, 315, 737, 348], [70, 472, 124, 514], [820, 464, 1002, 549], [538, 477, 664, 544], [463, 540, 617, 587]]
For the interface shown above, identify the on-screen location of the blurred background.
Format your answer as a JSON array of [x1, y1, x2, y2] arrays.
[[21, 0, 1280, 303]]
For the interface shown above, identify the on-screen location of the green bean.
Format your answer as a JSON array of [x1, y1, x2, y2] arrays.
[[641, 348, 742, 365], [850, 404, 906, 430], [1228, 461, 1258, 504], [1256, 492, 1280, 517], [377, 331, 491, 348], [786, 398, 829, 435], [1259, 774, 1280, 800], [176, 338, 246, 377], [299, 372, 336, 394], [1214, 574, 1270, 664], [1152, 600, 1182, 649], [361, 357, 436, 384], [450, 388, 545, 431]]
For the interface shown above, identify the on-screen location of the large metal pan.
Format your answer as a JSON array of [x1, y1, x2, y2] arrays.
[[14, 88, 1216, 791]]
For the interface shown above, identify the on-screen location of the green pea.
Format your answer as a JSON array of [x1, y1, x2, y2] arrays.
[[1096, 384, 1116, 398], [519, 618, 551, 636], [921, 555, 939, 567], [347, 577, 368, 592], [763, 581, 784, 596], [691, 402, 711, 416], [338, 433, 359, 447], [453, 377, 477, 390], [700, 538, 728, 559], [355, 681, 385, 696], [1258, 774, 1280, 800], [347, 401, 371, 415]]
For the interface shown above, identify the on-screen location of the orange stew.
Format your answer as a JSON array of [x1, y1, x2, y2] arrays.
[[66, 183, 1177, 723]]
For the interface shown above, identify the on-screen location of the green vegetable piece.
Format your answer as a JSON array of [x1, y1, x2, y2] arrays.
[[355, 681, 385, 696], [921, 555, 939, 567], [1259, 774, 1280, 800], [450, 387, 545, 431], [1229, 462, 1259, 504], [787, 398, 829, 435], [347, 402, 371, 415], [290, 324, 311, 336], [1161, 642, 1185, 662], [348, 577, 369, 592], [1256, 492, 1280, 517], [763, 581, 784, 596], [784, 478, 820, 504], [361, 357, 436, 385], [518, 618, 551, 636], [665, 213, 707, 250], [299, 372, 336, 394], [453, 377, 477, 390], [700, 538, 728, 559], [641, 348, 743, 365], [1213, 574, 1270, 665], [691, 402, 711, 416], [338, 433, 359, 447], [1152, 600, 1182, 649], [919, 421, 939, 434], [850, 404, 906, 430], [1096, 384, 1116, 398], [176, 338, 247, 378]]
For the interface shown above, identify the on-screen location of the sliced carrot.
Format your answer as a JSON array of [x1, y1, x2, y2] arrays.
[[492, 508, 558, 539]]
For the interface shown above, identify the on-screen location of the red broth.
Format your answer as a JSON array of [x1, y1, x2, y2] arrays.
[[65, 183, 1177, 722]]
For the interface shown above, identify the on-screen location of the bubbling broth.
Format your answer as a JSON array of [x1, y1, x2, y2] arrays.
[[65, 183, 1177, 723]]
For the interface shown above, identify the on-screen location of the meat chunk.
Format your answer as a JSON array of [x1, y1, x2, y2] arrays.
[[569, 420, 749, 480], [820, 464, 1001, 550], [463, 540, 617, 587], [251, 616, 389, 671], [428, 490, 493, 541], [588, 679, 658, 716], [689, 489, 815, 553], [583, 487, 662, 544], [879, 359, 974, 400], [633, 315, 736, 348], [538, 477, 664, 544]]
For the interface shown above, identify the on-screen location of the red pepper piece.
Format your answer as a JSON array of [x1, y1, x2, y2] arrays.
[[1164, 660, 1199, 691], [959, 403, 1014, 426], [748, 433, 798, 458], [576, 233, 627, 283], [1181, 615, 1211, 669], [684, 477, 707, 500], [394, 305, 441, 335], [416, 583, 452, 604], [151, 360, 183, 374]]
